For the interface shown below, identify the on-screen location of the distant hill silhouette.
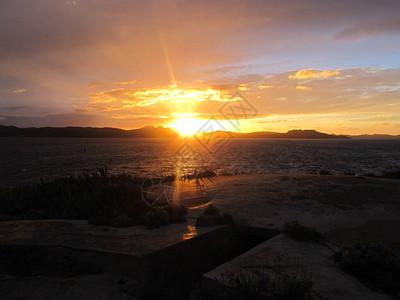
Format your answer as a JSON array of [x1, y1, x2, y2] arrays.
[[0, 125, 354, 139], [0, 125, 179, 138], [233, 129, 349, 139], [349, 134, 400, 139]]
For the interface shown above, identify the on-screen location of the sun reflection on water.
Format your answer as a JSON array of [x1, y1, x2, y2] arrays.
[[182, 225, 197, 240]]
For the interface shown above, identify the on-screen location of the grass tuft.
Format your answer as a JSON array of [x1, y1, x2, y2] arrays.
[[382, 166, 400, 179], [334, 240, 400, 295], [0, 170, 187, 227], [214, 258, 315, 300]]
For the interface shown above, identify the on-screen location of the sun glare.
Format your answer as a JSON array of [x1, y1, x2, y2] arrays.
[[170, 118, 205, 136]]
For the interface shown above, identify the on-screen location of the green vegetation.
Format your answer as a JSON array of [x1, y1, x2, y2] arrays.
[[318, 170, 332, 175], [334, 240, 400, 295], [196, 259, 315, 300], [223, 273, 314, 300], [283, 221, 324, 242], [144, 209, 170, 228], [0, 169, 186, 228], [195, 205, 233, 227], [382, 166, 400, 179], [180, 168, 217, 181]]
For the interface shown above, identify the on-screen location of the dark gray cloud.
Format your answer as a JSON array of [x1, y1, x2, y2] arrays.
[[0, 112, 165, 128], [2, 0, 399, 62], [335, 17, 400, 39], [0, 106, 28, 111]]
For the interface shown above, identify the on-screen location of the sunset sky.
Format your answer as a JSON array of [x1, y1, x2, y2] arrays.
[[1, 0, 400, 134]]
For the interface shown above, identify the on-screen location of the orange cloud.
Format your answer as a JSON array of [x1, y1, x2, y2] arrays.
[[258, 85, 273, 89], [115, 80, 137, 85], [89, 88, 127, 104], [296, 85, 312, 90], [289, 68, 340, 80], [132, 88, 233, 106], [238, 84, 250, 91], [13, 89, 26, 93], [88, 86, 236, 111]]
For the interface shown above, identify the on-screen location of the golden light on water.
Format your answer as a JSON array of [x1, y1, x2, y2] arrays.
[[183, 225, 197, 240]]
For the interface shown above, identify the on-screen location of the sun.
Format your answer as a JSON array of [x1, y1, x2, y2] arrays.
[[170, 118, 205, 136]]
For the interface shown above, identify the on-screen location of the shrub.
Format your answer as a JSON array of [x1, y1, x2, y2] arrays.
[[195, 205, 233, 227], [166, 204, 187, 223], [382, 166, 400, 179], [220, 258, 315, 300], [270, 277, 314, 300], [318, 170, 332, 175], [283, 221, 324, 242], [334, 240, 400, 294], [110, 215, 134, 227], [0, 171, 168, 227], [203, 204, 220, 216], [197, 169, 217, 178], [220, 212, 233, 224], [144, 209, 170, 228]]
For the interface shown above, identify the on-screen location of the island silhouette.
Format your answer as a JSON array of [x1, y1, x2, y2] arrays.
[[0, 125, 355, 139]]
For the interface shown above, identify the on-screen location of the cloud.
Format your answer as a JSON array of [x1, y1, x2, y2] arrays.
[[0, 113, 166, 129], [209, 85, 236, 90], [115, 80, 137, 85], [373, 122, 391, 127], [289, 69, 340, 80], [347, 115, 396, 122], [296, 85, 311, 90], [1, 1, 400, 133], [257, 119, 287, 124], [335, 17, 400, 40], [13, 89, 26, 93], [89, 88, 129, 104], [238, 84, 250, 91], [89, 82, 100, 89], [0, 106, 28, 111], [28, 66, 400, 133], [88, 86, 237, 109]]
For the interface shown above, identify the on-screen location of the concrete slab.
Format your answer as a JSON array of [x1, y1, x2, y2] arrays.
[[0, 210, 221, 257], [202, 233, 391, 300], [0, 273, 140, 300]]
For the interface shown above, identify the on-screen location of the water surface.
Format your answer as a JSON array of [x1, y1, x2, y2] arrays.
[[1, 137, 399, 186]]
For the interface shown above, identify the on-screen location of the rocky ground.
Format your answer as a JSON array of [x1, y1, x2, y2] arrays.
[[199, 174, 400, 252], [1, 174, 399, 299]]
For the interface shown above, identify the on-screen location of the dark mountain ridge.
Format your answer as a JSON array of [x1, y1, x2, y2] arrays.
[[349, 134, 400, 139], [0, 125, 179, 138], [0, 125, 352, 139], [232, 129, 349, 139]]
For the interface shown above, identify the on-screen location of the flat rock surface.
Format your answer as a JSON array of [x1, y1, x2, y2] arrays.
[[2, 175, 399, 256], [193, 175, 400, 299], [203, 233, 391, 300], [1, 174, 399, 299], [192, 175, 400, 234], [0, 210, 222, 257]]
